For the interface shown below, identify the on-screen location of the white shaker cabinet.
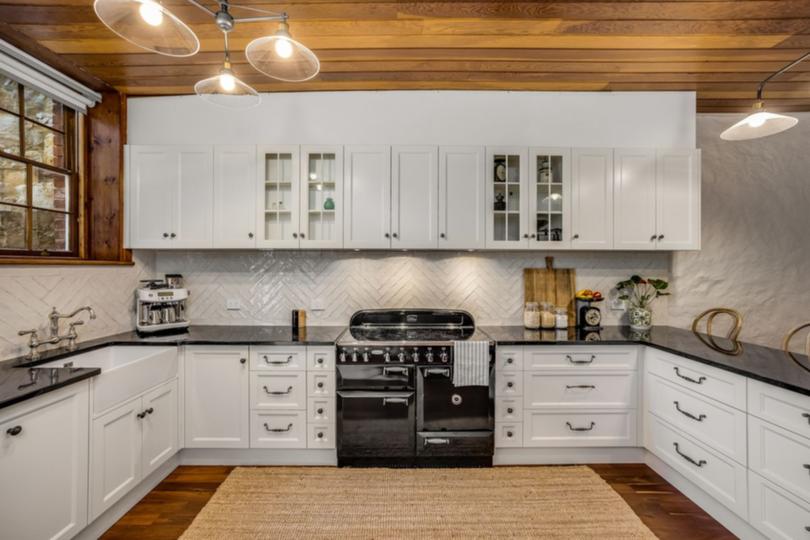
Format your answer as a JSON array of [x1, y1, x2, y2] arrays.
[[129, 145, 214, 249], [344, 145, 392, 249], [438, 146, 485, 249], [571, 148, 613, 249], [656, 149, 701, 250], [485, 146, 529, 249], [392, 145, 439, 249], [300, 146, 344, 249], [0, 383, 89, 540], [256, 146, 301, 249], [614, 148, 657, 250], [185, 346, 250, 448], [529, 147, 571, 249], [214, 145, 256, 248]]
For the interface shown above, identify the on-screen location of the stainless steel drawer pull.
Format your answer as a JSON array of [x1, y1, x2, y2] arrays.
[[674, 401, 706, 422], [567, 355, 595, 365], [424, 367, 450, 377], [566, 385, 596, 390], [264, 355, 293, 365], [264, 422, 293, 433], [424, 438, 451, 446], [566, 421, 595, 432], [673, 442, 706, 467], [264, 385, 293, 395], [673, 367, 706, 385], [383, 367, 409, 376], [6, 426, 22, 436], [382, 397, 408, 406]]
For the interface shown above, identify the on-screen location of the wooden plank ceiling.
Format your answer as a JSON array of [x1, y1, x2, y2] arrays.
[[3, 1, 810, 112]]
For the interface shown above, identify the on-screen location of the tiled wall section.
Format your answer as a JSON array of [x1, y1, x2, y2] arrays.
[[0, 252, 154, 361], [154, 250, 670, 327]]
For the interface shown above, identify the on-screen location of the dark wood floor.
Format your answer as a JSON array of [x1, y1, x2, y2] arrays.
[[101, 464, 734, 540]]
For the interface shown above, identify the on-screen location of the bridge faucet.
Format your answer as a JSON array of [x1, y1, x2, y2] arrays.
[[49, 306, 96, 338]]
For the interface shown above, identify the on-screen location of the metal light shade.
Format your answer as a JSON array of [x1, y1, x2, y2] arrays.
[[94, 0, 199, 57], [720, 110, 798, 141], [245, 24, 320, 82], [194, 70, 261, 110]]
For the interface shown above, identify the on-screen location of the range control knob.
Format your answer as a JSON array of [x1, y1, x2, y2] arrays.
[[425, 349, 434, 363], [339, 351, 347, 363], [351, 349, 358, 363], [397, 351, 406, 363], [412, 348, 420, 362], [439, 349, 449, 363], [362, 350, 370, 363], [384, 351, 391, 363]]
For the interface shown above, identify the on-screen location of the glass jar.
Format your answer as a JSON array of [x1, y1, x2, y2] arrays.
[[540, 302, 556, 329], [555, 307, 569, 329], [523, 302, 540, 329]]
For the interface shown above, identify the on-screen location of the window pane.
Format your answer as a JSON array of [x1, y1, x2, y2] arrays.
[[0, 203, 26, 250], [0, 157, 26, 205], [32, 209, 69, 252], [0, 110, 20, 155], [25, 121, 65, 168], [0, 76, 18, 113], [24, 87, 63, 131], [33, 167, 69, 211]]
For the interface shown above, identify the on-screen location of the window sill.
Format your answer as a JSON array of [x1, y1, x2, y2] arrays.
[[0, 257, 134, 266]]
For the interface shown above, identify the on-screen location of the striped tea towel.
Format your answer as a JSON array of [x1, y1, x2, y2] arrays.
[[452, 340, 490, 387]]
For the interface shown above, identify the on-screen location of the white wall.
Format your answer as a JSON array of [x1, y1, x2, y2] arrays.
[[127, 91, 695, 148]]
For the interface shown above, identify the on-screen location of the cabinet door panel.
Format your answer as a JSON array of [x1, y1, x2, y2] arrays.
[[571, 148, 613, 249], [174, 146, 214, 248], [485, 146, 529, 249], [439, 146, 485, 249], [256, 146, 301, 248], [657, 149, 701, 250], [392, 145, 438, 249], [141, 380, 179, 478], [529, 147, 571, 249], [214, 145, 256, 248], [300, 146, 343, 248], [185, 346, 250, 448], [129, 146, 176, 248], [344, 145, 391, 249], [614, 149, 657, 250]]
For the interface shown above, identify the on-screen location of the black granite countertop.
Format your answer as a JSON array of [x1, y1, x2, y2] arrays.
[[481, 325, 810, 397]]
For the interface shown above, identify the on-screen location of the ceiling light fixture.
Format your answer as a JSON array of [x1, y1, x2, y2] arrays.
[[721, 51, 810, 141], [93, 0, 320, 104]]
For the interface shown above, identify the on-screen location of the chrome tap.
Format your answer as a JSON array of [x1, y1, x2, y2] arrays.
[[49, 306, 96, 337], [18, 306, 96, 360]]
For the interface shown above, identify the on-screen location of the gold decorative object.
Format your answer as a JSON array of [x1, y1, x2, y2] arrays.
[[691, 308, 743, 341], [783, 322, 810, 359]]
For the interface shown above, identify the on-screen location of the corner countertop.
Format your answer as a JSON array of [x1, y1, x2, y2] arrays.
[[480, 325, 810, 397]]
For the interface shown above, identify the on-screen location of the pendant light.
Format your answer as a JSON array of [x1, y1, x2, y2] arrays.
[[245, 20, 320, 82], [194, 32, 260, 109], [93, 0, 199, 57], [721, 51, 810, 141]]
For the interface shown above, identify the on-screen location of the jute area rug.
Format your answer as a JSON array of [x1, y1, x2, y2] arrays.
[[180, 466, 657, 539]]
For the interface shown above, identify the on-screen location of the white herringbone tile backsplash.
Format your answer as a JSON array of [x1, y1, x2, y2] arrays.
[[155, 251, 670, 328]]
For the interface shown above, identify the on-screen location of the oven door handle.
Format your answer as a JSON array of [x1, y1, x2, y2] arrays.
[[382, 366, 409, 376], [424, 367, 451, 377], [424, 437, 451, 446], [382, 397, 409, 406]]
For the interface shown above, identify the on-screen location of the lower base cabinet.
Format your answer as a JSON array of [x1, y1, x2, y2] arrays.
[[749, 470, 810, 539], [523, 410, 637, 447], [250, 410, 307, 448], [0, 383, 89, 540]]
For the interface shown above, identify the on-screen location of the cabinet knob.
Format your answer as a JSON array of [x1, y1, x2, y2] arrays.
[[507, 407, 514, 414], [317, 381, 324, 389], [392, 233, 398, 239], [317, 408, 324, 414], [384, 233, 390, 238], [507, 381, 514, 388], [292, 233, 298, 239], [162, 233, 169, 238], [317, 358, 324, 364], [506, 431, 514, 438], [658, 234, 665, 240], [240, 358, 247, 364], [506, 358, 513, 364], [6, 425, 22, 436], [317, 431, 324, 439], [300, 232, 306, 239], [440, 233, 446, 239], [248, 232, 254, 239], [650, 235, 657, 241], [573, 234, 580, 240], [170, 233, 176, 239], [530, 234, 536, 239], [522, 233, 529, 239]]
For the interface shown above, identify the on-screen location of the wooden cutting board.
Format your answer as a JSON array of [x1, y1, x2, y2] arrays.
[[524, 257, 577, 326]]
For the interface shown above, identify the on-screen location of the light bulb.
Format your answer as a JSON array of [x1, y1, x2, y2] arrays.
[[138, 0, 163, 26], [747, 113, 767, 128], [219, 72, 236, 92], [275, 37, 293, 59]]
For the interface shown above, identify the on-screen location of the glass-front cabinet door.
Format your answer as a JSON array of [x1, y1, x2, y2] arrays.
[[485, 147, 528, 249], [256, 145, 300, 248], [529, 147, 571, 248], [300, 146, 343, 249]]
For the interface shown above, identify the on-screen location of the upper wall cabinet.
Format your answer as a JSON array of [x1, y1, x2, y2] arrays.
[[614, 148, 658, 250], [439, 146, 485, 249], [571, 148, 613, 250], [344, 145, 391, 249], [392, 146, 439, 249], [256, 146, 300, 249], [129, 145, 213, 249], [300, 146, 344, 249], [486, 147, 529, 249], [529, 148, 571, 249], [214, 145, 256, 249]]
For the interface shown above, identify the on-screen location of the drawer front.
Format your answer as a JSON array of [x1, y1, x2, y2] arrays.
[[495, 397, 523, 422], [250, 372, 306, 410], [523, 410, 636, 447], [524, 347, 638, 371], [251, 348, 307, 371], [496, 347, 524, 372], [250, 410, 307, 448], [748, 378, 810, 438], [495, 422, 523, 448], [495, 372, 523, 397], [307, 347, 336, 371], [307, 397, 336, 423], [524, 371, 637, 410], [307, 423, 336, 449], [307, 371, 336, 397], [645, 413, 747, 518], [749, 471, 810, 540], [645, 349, 746, 410], [647, 374, 747, 465], [749, 415, 810, 503]]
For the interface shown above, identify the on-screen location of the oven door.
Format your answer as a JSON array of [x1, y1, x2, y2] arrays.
[[337, 364, 413, 390], [417, 365, 493, 432], [337, 390, 415, 457]]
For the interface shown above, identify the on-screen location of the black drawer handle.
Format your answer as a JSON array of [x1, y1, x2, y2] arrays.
[[264, 385, 293, 396], [803, 464, 810, 475], [382, 397, 408, 406], [264, 422, 293, 433], [803, 412, 810, 425], [424, 437, 450, 446], [566, 421, 595, 432], [383, 367, 409, 376], [136, 407, 154, 419], [566, 355, 595, 365], [566, 385, 596, 390], [424, 367, 450, 377], [673, 442, 707, 467], [674, 401, 706, 422], [265, 355, 293, 365], [6, 425, 22, 436], [673, 367, 706, 385]]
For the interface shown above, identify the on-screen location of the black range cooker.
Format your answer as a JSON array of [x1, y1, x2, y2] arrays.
[[336, 309, 494, 467]]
